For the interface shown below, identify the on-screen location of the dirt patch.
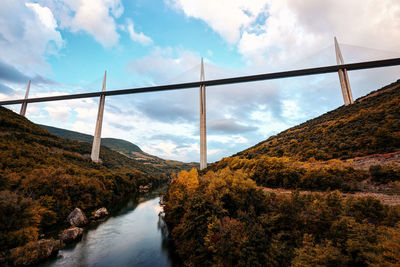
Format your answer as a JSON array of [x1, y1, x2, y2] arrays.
[[345, 150, 400, 170], [302, 150, 400, 171]]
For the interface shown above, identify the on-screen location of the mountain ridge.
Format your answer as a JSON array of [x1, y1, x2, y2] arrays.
[[40, 124, 199, 173], [39, 124, 143, 153]]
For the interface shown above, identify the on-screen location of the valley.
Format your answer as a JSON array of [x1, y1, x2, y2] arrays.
[[1, 79, 399, 266]]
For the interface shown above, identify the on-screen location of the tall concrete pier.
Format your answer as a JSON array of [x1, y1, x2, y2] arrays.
[[91, 71, 107, 163], [335, 37, 354, 106], [199, 58, 207, 170], [20, 80, 31, 116]]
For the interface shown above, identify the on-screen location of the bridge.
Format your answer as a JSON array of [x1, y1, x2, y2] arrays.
[[1, 38, 400, 170]]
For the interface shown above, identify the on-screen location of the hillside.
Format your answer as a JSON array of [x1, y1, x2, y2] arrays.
[[239, 79, 400, 161], [163, 79, 400, 266], [0, 106, 168, 254], [207, 79, 400, 192], [41, 124, 198, 173], [40, 125, 143, 153]]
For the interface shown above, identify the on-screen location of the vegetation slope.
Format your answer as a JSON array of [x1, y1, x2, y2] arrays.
[[163, 80, 400, 266], [0, 107, 167, 253], [207, 79, 400, 192], [41, 124, 199, 173], [164, 169, 400, 266]]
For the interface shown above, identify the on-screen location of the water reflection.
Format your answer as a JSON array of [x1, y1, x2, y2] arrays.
[[40, 192, 174, 267]]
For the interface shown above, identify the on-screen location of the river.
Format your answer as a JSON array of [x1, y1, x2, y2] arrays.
[[40, 191, 174, 267]]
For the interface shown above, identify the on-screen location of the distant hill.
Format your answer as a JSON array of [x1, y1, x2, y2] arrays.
[[40, 125, 143, 153], [208, 79, 400, 192], [40, 124, 198, 173]]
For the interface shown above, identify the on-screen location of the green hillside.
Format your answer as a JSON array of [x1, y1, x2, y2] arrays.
[[40, 124, 199, 173], [207, 79, 400, 192], [0, 107, 166, 253], [40, 125, 143, 153]]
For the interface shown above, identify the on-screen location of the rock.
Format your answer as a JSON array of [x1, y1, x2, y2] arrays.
[[94, 207, 109, 219], [9, 239, 62, 266], [67, 208, 88, 227], [59, 227, 84, 243], [139, 183, 153, 193]]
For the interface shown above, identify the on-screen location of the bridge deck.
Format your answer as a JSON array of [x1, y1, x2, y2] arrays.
[[1, 57, 400, 105]]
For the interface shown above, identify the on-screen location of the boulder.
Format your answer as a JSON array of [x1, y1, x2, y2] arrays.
[[9, 239, 62, 266], [67, 208, 88, 227], [139, 183, 152, 193], [59, 227, 84, 243], [94, 207, 109, 219]]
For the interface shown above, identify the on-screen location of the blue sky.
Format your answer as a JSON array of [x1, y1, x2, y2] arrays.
[[0, 0, 400, 162]]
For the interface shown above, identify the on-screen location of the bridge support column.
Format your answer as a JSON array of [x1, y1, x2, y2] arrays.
[[199, 58, 207, 170], [91, 71, 107, 163], [335, 37, 354, 106], [20, 80, 31, 116]]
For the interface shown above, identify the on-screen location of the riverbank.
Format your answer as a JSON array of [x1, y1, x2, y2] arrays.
[[1, 180, 168, 266], [0, 106, 172, 265], [38, 186, 174, 267]]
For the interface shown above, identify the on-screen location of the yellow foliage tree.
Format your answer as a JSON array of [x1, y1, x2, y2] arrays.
[[175, 168, 199, 191]]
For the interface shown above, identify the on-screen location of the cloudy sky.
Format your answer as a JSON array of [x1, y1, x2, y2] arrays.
[[0, 0, 400, 163]]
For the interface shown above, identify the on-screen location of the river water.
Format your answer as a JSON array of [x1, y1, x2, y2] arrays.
[[40, 192, 174, 267]]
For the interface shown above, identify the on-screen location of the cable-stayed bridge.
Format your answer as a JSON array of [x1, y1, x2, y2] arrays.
[[1, 38, 399, 169]]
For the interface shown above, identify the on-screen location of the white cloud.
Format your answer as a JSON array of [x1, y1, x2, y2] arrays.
[[168, 0, 400, 70], [240, 0, 400, 69], [43, 103, 72, 122], [26, 3, 58, 30], [142, 141, 199, 162], [281, 99, 306, 122], [128, 46, 201, 84], [166, 0, 268, 44], [59, 0, 123, 47], [125, 19, 153, 46], [0, 0, 64, 71], [208, 135, 249, 145], [249, 107, 291, 137]]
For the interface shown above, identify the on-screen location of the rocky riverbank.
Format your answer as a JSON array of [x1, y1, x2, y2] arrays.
[[5, 207, 109, 266]]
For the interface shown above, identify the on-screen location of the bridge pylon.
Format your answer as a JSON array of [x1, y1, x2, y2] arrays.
[[335, 37, 354, 106], [199, 58, 207, 170], [20, 80, 31, 116], [91, 71, 107, 163]]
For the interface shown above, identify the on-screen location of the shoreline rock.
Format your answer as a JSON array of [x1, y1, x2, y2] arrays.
[[139, 183, 153, 193], [59, 227, 84, 243], [94, 207, 109, 219], [67, 208, 88, 227]]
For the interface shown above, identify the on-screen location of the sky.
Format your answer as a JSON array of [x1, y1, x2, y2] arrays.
[[0, 0, 400, 163]]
